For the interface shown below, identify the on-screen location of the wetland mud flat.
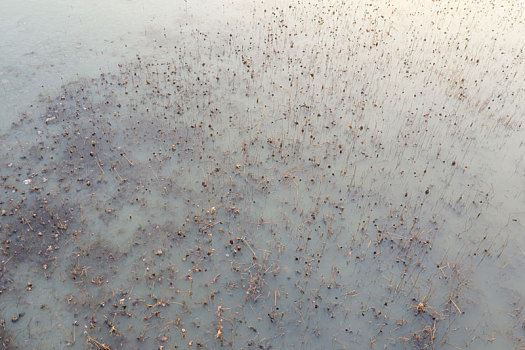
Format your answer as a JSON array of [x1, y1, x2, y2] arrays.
[[1, 0, 524, 349]]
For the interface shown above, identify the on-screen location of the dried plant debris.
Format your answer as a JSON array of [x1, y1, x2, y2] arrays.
[[1, 0, 524, 349]]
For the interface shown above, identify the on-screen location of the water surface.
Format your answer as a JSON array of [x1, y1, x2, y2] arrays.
[[1, 0, 524, 349]]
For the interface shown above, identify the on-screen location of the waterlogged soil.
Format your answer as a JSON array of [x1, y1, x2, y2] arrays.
[[1, 1, 524, 349]]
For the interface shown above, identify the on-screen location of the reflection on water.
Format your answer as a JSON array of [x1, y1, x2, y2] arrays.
[[1, 0, 524, 349]]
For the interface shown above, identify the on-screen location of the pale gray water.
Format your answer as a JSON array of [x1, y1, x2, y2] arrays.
[[1, 0, 524, 349]]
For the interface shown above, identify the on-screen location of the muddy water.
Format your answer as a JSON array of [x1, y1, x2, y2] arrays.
[[1, 0, 524, 349]]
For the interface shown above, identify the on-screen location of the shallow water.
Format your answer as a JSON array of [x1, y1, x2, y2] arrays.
[[1, 0, 524, 349]]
